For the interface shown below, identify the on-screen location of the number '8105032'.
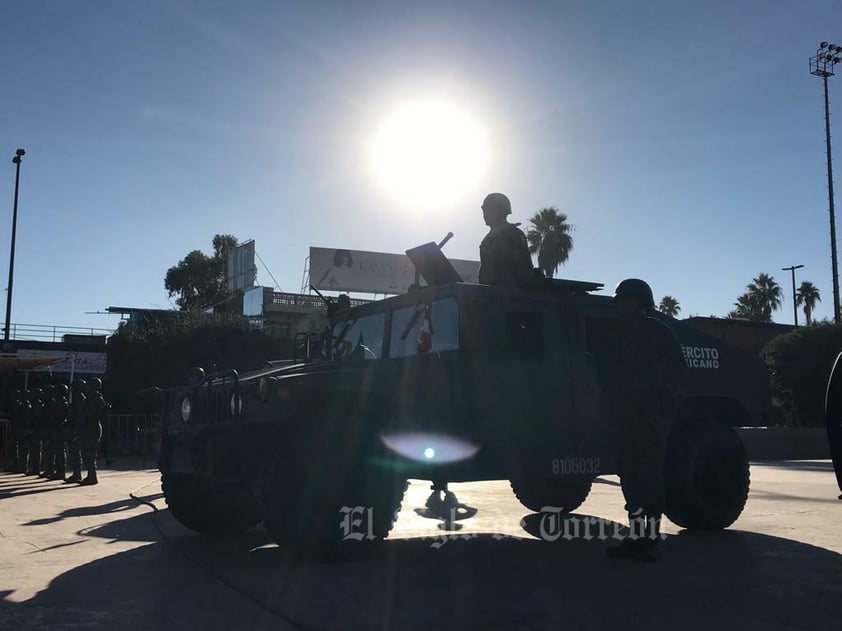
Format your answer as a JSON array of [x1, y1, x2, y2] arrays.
[[552, 457, 600, 476]]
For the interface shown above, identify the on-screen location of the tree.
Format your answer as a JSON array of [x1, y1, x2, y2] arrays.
[[728, 273, 782, 322], [795, 281, 821, 326], [658, 296, 681, 317], [165, 235, 238, 311], [746, 273, 783, 322], [763, 322, 842, 426], [526, 207, 574, 279], [729, 293, 761, 321]]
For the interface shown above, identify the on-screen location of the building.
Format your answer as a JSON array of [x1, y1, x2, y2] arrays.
[[242, 287, 370, 339]]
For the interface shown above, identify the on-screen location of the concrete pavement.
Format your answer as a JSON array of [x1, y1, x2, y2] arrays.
[[0, 460, 840, 630]]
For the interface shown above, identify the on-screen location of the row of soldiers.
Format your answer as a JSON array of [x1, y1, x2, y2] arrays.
[[8, 378, 107, 485]]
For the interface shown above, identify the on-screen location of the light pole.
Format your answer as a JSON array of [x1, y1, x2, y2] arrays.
[[782, 264, 804, 326], [811, 42, 842, 324], [4, 148, 25, 342]]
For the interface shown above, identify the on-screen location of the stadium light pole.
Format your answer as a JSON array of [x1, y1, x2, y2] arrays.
[[4, 148, 25, 342], [781, 264, 804, 326], [811, 42, 842, 324]]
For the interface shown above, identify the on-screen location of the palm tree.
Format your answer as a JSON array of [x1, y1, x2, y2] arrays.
[[729, 292, 765, 321], [526, 207, 574, 278], [658, 296, 681, 317], [746, 273, 783, 322], [795, 281, 821, 326]]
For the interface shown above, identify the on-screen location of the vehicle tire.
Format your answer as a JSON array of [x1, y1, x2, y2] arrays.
[[664, 418, 750, 530], [262, 456, 407, 557], [161, 472, 261, 536], [510, 478, 593, 513]]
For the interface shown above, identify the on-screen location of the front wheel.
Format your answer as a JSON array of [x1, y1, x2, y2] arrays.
[[510, 478, 593, 514], [664, 418, 750, 530], [262, 458, 407, 557], [161, 472, 262, 536]]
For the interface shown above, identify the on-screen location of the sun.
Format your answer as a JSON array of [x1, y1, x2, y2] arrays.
[[371, 100, 488, 209]]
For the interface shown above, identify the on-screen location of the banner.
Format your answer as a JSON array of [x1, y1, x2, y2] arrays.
[[309, 247, 480, 294]]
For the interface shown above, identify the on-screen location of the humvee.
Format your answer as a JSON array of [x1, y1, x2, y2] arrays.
[[159, 242, 768, 552]]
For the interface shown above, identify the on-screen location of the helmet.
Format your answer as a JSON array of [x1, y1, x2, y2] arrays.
[[86, 377, 103, 394], [71, 379, 86, 391], [55, 384, 69, 398], [30, 388, 42, 399], [482, 192, 512, 218], [614, 278, 655, 308]]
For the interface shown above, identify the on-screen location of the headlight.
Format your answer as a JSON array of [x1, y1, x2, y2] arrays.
[[230, 393, 243, 416], [180, 396, 191, 423]]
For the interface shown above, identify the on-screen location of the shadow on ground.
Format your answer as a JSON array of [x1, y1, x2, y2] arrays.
[[2, 503, 841, 631]]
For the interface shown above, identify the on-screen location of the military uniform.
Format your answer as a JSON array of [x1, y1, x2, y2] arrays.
[[65, 381, 86, 483], [9, 392, 26, 473], [615, 316, 686, 524], [26, 391, 45, 476], [79, 379, 107, 485], [478, 222, 534, 287], [46, 386, 69, 480]]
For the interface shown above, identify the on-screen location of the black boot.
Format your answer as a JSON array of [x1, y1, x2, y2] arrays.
[[633, 515, 662, 563]]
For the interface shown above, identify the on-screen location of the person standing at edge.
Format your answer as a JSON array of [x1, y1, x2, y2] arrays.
[[79, 378, 107, 486], [606, 278, 687, 562], [478, 193, 535, 287]]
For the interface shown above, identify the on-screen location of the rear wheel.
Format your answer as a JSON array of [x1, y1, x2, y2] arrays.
[[510, 478, 593, 513], [664, 418, 749, 530], [162, 472, 261, 536]]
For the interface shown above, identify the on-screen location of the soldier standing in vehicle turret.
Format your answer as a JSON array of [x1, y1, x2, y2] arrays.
[[78, 378, 107, 485], [606, 279, 687, 563], [64, 380, 86, 484], [478, 193, 535, 287]]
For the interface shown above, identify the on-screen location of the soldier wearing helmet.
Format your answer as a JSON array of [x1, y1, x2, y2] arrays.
[[26, 388, 45, 475], [9, 390, 26, 473], [78, 377, 107, 485], [478, 193, 535, 287], [39, 385, 59, 478], [606, 278, 686, 562], [45, 384, 70, 480], [64, 379, 87, 483]]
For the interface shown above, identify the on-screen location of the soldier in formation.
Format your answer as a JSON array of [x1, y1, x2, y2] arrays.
[[8, 379, 107, 485], [64, 379, 87, 483]]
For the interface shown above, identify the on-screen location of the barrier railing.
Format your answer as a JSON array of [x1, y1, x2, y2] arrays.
[[103, 414, 160, 465], [4, 323, 114, 343]]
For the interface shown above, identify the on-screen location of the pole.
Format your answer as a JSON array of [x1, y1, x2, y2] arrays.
[[791, 267, 798, 326], [824, 75, 841, 324], [4, 151, 23, 341]]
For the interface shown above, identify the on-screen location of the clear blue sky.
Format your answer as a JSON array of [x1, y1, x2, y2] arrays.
[[1, 0, 840, 330]]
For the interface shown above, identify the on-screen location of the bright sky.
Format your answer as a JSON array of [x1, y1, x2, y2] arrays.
[[1, 0, 841, 330]]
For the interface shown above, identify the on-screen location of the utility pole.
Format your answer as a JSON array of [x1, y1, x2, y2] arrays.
[[4, 148, 25, 342], [782, 264, 804, 326], [811, 42, 842, 323]]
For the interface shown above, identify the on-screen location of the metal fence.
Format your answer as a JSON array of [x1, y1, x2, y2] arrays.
[[103, 414, 160, 464], [5, 322, 114, 343]]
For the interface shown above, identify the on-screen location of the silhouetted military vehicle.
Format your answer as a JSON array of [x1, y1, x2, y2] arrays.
[[159, 242, 769, 552]]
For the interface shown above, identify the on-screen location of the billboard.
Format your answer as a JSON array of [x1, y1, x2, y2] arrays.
[[309, 247, 480, 294], [16, 350, 107, 375], [226, 240, 257, 293]]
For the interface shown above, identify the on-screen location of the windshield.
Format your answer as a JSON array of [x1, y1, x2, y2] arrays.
[[390, 297, 459, 357], [331, 312, 386, 360]]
